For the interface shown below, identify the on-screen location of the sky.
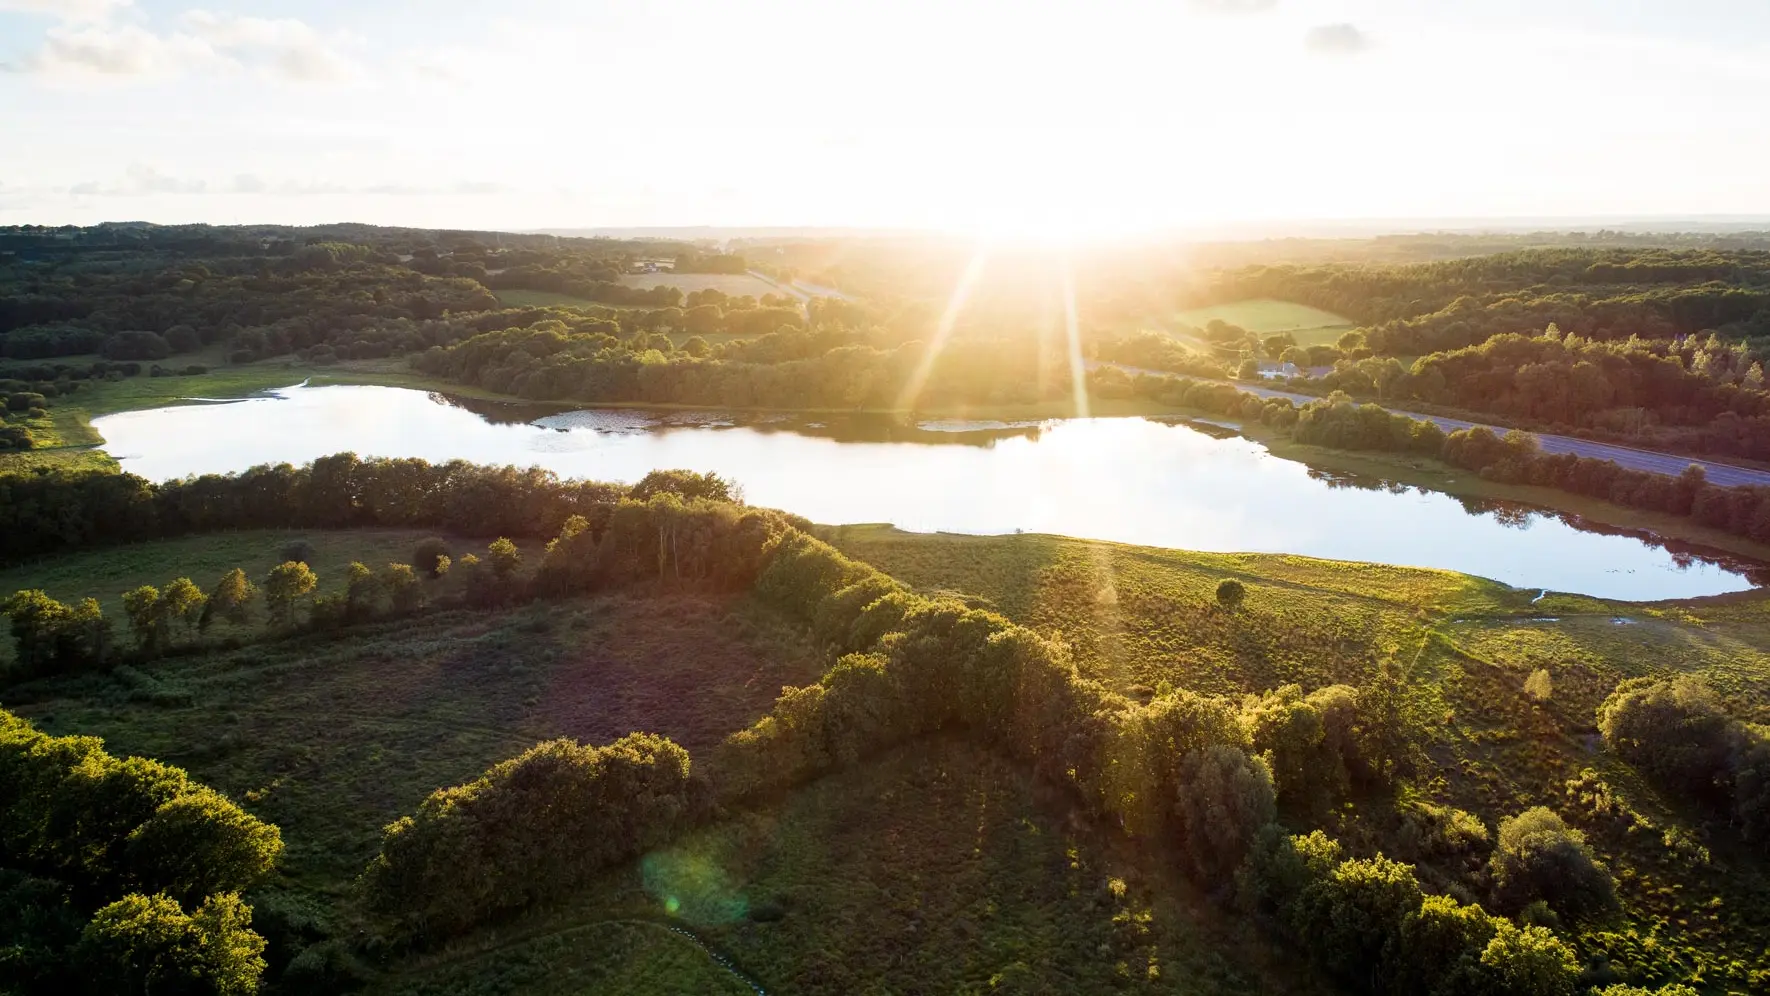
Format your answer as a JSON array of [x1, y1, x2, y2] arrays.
[[4, 0, 1770, 236]]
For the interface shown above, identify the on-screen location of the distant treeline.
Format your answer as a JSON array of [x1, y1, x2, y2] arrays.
[[414, 316, 1087, 410], [1200, 248, 1770, 355]]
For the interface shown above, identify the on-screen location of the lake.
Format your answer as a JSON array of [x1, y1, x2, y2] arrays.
[[93, 383, 1764, 601]]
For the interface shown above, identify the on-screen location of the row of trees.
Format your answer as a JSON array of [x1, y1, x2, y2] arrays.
[[349, 501, 1602, 995], [0, 454, 629, 562], [0, 708, 282, 994], [1299, 328, 1770, 461], [1109, 363, 1770, 551]]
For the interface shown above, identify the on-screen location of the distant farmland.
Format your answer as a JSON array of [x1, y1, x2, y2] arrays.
[[1176, 298, 1354, 346], [619, 272, 795, 299], [493, 288, 612, 310]]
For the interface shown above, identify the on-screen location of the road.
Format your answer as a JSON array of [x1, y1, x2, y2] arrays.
[[1094, 361, 1770, 488]]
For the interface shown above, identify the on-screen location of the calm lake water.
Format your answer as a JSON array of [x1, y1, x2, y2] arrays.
[[93, 383, 1764, 601]]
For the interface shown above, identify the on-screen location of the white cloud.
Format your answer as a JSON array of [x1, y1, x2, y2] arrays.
[[0, 0, 131, 23], [1305, 23, 1371, 55], [19, 21, 226, 78], [180, 10, 356, 82], [1188, 0, 1277, 13], [70, 164, 208, 195], [4, 5, 356, 82], [69, 169, 507, 198]]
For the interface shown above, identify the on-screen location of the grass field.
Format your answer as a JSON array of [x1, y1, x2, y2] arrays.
[[377, 739, 1331, 996], [618, 272, 793, 299], [9, 523, 1770, 988], [492, 288, 621, 310], [1175, 299, 1355, 346], [820, 526, 1770, 988], [7, 588, 822, 892]]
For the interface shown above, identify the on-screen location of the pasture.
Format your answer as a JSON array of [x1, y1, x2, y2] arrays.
[[1175, 299, 1354, 345], [619, 272, 795, 300], [492, 288, 619, 310]]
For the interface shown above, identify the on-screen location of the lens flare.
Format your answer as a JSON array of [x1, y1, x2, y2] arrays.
[[894, 245, 990, 412]]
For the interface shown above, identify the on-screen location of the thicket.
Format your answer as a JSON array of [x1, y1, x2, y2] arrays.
[[0, 708, 283, 994], [1597, 677, 1770, 845]]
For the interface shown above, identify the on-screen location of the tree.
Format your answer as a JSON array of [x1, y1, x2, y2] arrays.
[[486, 537, 521, 579], [122, 585, 168, 653], [381, 563, 423, 613], [1491, 807, 1616, 918], [1174, 745, 1277, 880], [630, 468, 738, 503], [1598, 676, 1737, 803], [77, 892, 266, 996], [1299, 854, 1423, 988], [4, 589, 108, 675], [344, 561, 381, 620], [1478, 920, 1579, 996], [262, 561, 317, 628], [160, 578, 206, 640], [1215, 578, 1246, 609], [201, 569, 256, 632], [1237, 357, 1260, 380]]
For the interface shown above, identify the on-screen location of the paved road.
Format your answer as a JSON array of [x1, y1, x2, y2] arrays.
[[1095, 361, 1770, 488]]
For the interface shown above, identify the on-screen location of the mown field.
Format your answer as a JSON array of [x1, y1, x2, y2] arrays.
[[1175, 299, 1354, 345], [617, 272, 791, 299]]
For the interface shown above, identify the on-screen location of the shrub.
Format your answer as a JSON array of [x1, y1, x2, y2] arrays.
[[1598, 677, 1737, 804], [1491, 807, 1617, 919], [1173, 745, 1276, 881], [100, 331, 172, 362], [1215, 578, 1246, 609], [411, 537, 452, 577], [77, 892, 266, 996], [279, 540, 317, 566], [360, 733, 694, 942]]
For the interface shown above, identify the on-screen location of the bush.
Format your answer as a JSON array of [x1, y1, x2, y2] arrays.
[[411, 537, 451, 577], [1173, 745, 1276, 880], [279, 540, 317, 566], [77, 892, 266, 996], [100, 331, 172, 362], [1598, 677, 1737, 804], [360, 733, 694, 942], [1215, 578, 1246, 609], [1491, 807, 1617, 919]]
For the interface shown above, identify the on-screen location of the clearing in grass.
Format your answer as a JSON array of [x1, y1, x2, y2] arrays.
[[1176, 298, 1355, 344]]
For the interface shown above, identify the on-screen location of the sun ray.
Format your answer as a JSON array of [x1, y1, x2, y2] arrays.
[[1059, 254, 1091, 419], [894, 245, 990, 413]]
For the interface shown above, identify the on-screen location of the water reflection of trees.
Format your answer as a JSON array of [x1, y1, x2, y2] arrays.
[[1307, 465, 1768, 582], [430, 392, 1042, 447]]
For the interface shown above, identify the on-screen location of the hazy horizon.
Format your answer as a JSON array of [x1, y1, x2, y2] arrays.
[[7, 0, 1770, 236]]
